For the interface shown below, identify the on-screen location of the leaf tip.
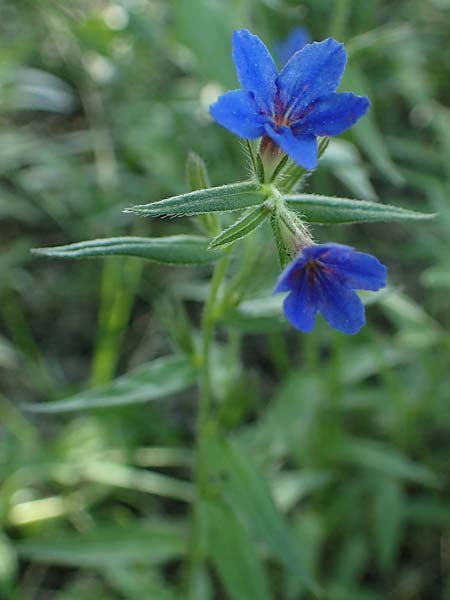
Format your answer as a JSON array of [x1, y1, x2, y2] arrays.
[[31, 247, 49, 256]]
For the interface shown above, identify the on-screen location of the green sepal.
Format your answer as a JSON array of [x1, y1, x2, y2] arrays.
[[125, 181, 265, 217], [269, 191, 313, 268], [270, 213, 293, 268], [32, 235, 224, 264], [275, 161, 307, 193], [244, 140, 263, 183], [275, 137, 328, 192], [208, 205, 269, 249], [269, 153, 290, 183], [256, 154, 265, 184], [285, 194, 435, 224]]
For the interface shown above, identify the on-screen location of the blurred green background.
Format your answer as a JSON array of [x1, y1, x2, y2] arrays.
[[1, 0, 450, 598]]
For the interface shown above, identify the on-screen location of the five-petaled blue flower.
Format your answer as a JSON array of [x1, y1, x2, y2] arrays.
[[275, 27, 310, 65], [274, 243, 387, 334], [210, 29, 370, 170]]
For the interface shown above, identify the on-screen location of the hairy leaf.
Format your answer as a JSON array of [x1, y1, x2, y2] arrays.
[[125, 181, 265, 217], [209, 205, 269, 249], [285, 194, 434, 224], [33, 235, 223, 264]]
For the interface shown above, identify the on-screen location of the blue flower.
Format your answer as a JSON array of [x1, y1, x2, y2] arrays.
[[274, 243, 387, 334], [275, 27, 310, 65], [210, 29, 369, 170]]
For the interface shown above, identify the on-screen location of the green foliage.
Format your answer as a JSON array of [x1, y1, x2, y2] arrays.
[[208, 205, 270, 249], [23, 355, 196, 413], [126, 181, 265, 217], [33, 235, 223, 264], [1, 0, 449, 599], [17, 521, 187, 568], [285, 193, 434, 224]]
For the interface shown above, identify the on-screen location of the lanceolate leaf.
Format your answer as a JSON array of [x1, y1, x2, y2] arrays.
[[22, 355, 196, 413], [125, 181, 265, 217], [32, 235, 223, 264], [186, 152, 211, 190], [16, 521, 187, 567], [208, 501, 272, 600], [343, 65, 405, 186], [206, 436, 320, 594], [285, 194, 434, 225], [209, 205, 269, 249]]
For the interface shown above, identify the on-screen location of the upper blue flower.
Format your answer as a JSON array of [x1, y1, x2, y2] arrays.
[[274, 243, 387, 334], [210, 29, 370, 170], [275, 27, 310, 65]]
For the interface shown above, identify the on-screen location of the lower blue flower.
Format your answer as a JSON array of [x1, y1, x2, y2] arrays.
[[274, 243, 387, 334]]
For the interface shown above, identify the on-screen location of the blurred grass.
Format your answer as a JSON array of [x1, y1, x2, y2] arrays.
[[0, 0, 449, 598]]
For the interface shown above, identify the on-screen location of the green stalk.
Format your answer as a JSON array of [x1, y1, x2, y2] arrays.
[[187, 252, 231, 596], [199, 253, 231, 414], [330, 0, 351, 40]]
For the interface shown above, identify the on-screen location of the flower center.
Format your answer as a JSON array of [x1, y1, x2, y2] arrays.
[[306, 260, 319, 283]]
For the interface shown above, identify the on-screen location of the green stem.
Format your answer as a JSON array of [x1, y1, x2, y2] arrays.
[[199, 253, 231, 414], [188, 252, 231, 596], [330, 0, 351, 39]]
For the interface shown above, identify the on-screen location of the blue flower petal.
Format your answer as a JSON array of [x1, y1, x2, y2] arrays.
[[274, 243, 386, 334], [210, 90, 267, 139], [282, 272, 318, 332], [320, 245, 387, 291], [317, 273, 366, 334], [274, 253, 308, 292], [277, 39, 347, 119], [302, 243, 344, 261], [265, 124, 318, 169], [232, 29, 278, 114], [296, 92, 370, 136]]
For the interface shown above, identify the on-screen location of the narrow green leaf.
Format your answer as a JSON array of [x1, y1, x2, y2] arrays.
[[186, 152, 220, 237], [125, 181, 264, 217], [16, 521, 187, 567], [285, 194, 434, 224], [208, 501, 272, 600], [32, 235, 223, 265], [186, 152, 211, 190], [343, 65, 405, 185], [207, 436, 320, 594], [83, 462, 194, 502], [0, 533, 17, 587], [22, 355, 196, 413], [373, 479, 404, 571], [209, 205, 269, 249], [321, 139, 378, 201], [347, 24, 413, 58], [339, 438, 439, 487]]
